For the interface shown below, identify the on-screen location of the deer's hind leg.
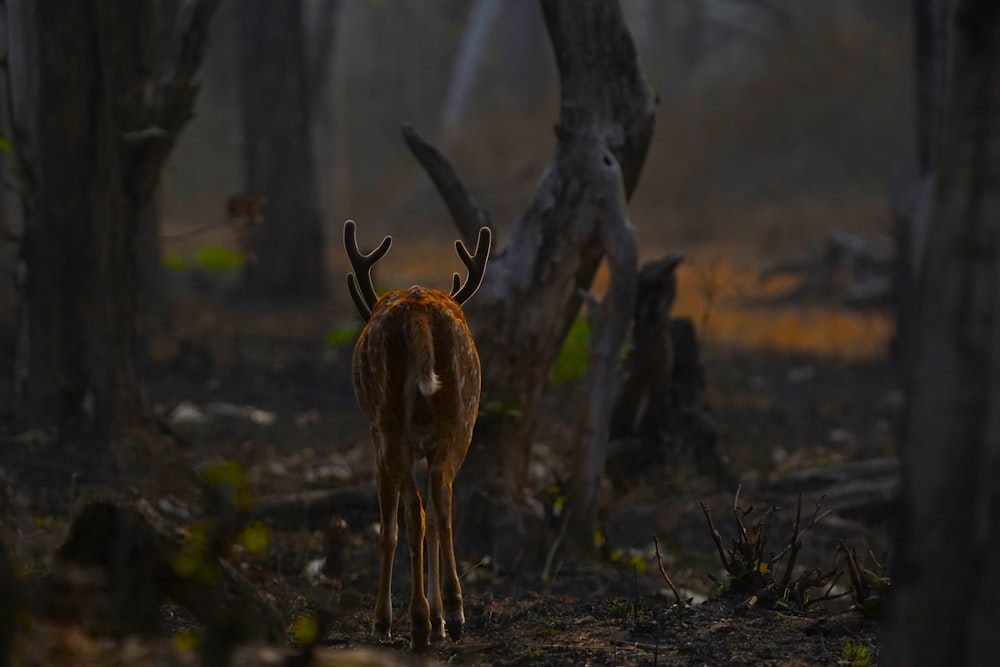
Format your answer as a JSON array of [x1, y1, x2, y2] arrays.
[[426, 481, 446, 642], [401, 472, 431, 651], [373, 446, 400, 639], [429, 467, 465, 640]]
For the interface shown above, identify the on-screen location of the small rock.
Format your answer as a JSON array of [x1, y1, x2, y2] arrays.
[[169, 401, 208, 425]]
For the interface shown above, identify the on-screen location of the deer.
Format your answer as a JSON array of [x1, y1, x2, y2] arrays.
[[343, 219, 491, 652]]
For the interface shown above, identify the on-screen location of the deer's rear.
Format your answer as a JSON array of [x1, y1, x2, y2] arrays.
[[353, 287, 481, 455]]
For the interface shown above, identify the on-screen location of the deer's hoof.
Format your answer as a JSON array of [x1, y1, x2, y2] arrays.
[[430, 617, 446, 643], [410, 629, 430, 653], [445, 613, 464, 641], [372, 622, 391, 640]]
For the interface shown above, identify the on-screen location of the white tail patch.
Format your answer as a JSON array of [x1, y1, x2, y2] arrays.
[[419, 370, 442, 396]]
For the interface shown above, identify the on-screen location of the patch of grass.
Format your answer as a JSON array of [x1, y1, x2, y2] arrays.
[[842, 640, 873, 667]]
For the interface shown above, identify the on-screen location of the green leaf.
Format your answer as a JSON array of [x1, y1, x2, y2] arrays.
[[325, 324, 363, 348], [290, 614, 319, 646], [239, 520, 270, 556], [163, 252, 189, 272], [0, 135, 12, 152], [551, 315, 590, 385], [194, 245, 245, 271]]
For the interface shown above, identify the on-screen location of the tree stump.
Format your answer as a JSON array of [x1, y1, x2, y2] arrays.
[[607, 254, 733, 489]]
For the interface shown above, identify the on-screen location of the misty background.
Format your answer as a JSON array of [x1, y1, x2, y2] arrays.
[[163, 0, 911, 281]]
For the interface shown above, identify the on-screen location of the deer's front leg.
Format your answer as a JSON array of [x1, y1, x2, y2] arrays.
[[373, 455, 401, 639], [430, 468, 465, 640], [401, 475, 431, 652]]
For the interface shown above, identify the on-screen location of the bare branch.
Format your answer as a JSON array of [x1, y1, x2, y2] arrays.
[[776, 494, 803, 594], [401, 123, 492, 247], [654, 535, 683, 604], [701, 502, 735, 575]]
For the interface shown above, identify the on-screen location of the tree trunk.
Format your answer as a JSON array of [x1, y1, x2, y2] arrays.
[[888, 2, 1000, 664], [7, 0, 217, 436], [238, 0, 326, 298], [441, 0, 503, 137], [405, 0, 655, 567], [567, 152, 637, 548], [895, 0, 953, 367]]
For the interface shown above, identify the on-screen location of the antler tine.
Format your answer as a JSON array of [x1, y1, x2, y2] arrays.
[[451, 226, 492, 305], [344, 220, 392, 321]]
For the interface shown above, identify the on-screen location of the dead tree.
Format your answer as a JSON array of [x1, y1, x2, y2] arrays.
[[610, 253, 685, 441], [403, 0, 655, 566], [606, 254, 730, 489]]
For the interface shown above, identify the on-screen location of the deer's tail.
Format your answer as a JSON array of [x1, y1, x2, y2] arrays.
[[406, 310, 441, 396]]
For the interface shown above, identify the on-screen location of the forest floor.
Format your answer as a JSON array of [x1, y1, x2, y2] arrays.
[[1, 246, 898, 666]]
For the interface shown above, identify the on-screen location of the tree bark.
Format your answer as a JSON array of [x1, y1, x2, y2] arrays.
[[405, 0, 655, 567], [888, 1, 1000, 664], [567, 151, 637, 547], [238, 0, 326, 298], [7, 0, 217, 434]]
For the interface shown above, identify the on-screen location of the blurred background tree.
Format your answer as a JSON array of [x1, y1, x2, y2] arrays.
[[4, 0, 217, 445], [237, 0, 332, 297], [889, 0, 1000, 663]]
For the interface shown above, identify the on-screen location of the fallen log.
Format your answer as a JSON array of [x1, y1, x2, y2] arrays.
[[760, 457, 901, 523], [251, 486, 377, 532]]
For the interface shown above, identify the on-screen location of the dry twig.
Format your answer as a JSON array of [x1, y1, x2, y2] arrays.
[[653, 535, 683, 604]]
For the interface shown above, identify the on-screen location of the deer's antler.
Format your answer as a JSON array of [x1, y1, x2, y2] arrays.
[[450, 227, 492, 305], [344, 220, 391, 321]]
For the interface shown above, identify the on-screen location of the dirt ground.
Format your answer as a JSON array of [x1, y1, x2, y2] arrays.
[[0, 244, 897, 666]]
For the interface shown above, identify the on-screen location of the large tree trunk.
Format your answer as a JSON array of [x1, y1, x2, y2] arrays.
[[888, 1, 1000, 664], [895, 0, 953, 367], [7, 1, 217, 436], [237, 0, 326, 298], [405, 0, 655, 567]]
